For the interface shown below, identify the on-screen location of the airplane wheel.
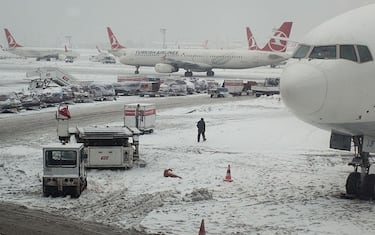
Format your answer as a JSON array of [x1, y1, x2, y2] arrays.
[[362, 174, 375, 199], [207, 71, 214, 77], [135, 70, 139, 74], [346, 172, 361, 195]]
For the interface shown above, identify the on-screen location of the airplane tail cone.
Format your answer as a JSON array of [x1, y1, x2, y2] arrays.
[[198, 219, 206, 235], [224, 164, 233, 182]]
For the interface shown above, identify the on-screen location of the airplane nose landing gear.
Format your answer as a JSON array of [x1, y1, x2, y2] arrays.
[[345, 136, 375, 199]]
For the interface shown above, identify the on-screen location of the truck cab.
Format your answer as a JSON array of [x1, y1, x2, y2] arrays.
[[43, 143, 87, 198]]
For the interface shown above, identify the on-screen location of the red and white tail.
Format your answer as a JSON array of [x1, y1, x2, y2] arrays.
[[260, 22, 293, 52], [246, 27, 260, 50], [106, 27, 125, 50], [4, 28, 22, 48], [247, 22, 293, 52]]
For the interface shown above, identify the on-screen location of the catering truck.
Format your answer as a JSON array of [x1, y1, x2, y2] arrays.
[[42, 143, 87, 198]]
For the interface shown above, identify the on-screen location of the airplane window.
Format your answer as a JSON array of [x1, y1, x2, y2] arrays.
[[340, 45, 357, 62], [292, 44, 311, 59], [357, 45, 373, 63], [309, 46, 336, 59]]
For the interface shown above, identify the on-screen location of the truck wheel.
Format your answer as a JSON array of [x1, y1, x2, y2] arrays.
[[43, 186, 50, 197], [71, 183, 81, 198], [71, 188, 81, 198]]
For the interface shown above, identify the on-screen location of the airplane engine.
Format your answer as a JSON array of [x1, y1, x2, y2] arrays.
[[154, 63, 178, 73]]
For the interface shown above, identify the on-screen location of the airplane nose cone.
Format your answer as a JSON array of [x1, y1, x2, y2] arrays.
[[280, 63, 327, 115]]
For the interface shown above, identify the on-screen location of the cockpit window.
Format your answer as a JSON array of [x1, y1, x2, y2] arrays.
[[309, 46, 337, 59], [292, 44, 311, 59], [340, 45, 357, 62], [357, 45, 373, 63]]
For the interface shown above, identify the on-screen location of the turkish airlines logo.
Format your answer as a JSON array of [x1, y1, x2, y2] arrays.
[[248, 36, 258, 50], [267, 30, 288, 52], [110, 35, 120, 49], [7, 35, 17, 49]]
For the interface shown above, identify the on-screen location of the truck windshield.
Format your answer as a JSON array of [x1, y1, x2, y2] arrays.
[[45, 150, 77, 167]]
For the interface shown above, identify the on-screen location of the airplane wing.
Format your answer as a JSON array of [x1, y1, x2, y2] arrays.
[[164, 57, 212, 72]]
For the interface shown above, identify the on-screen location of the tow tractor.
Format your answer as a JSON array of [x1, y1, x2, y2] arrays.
[[42, 105, 143, 198], [42, 143, 87, 198]]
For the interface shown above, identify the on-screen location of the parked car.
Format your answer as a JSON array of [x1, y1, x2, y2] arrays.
[[65, 56, 74, 63], [102, 56, 116, 64]]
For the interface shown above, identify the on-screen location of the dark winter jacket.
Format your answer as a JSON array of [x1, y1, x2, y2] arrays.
[[197, 119, 205, 132]]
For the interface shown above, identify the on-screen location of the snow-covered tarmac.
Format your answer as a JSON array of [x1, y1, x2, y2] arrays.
[[1, 58, 375, 235]]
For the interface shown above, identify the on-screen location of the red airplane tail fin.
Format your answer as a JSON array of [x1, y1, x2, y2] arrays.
[[106, 27, 125, 49], [202, 40, 208, 49], [4, 28, 22, 48], [246, 27, 260, 50], [260, 21, 293, 52]]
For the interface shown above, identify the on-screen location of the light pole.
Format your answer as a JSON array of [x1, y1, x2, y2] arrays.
[[65, 35, 72, 49], [160, 28, 166, 49]]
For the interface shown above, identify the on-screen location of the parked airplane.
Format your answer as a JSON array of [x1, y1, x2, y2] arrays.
[[246, 22, 293, 52], [280, 4, 375, 198], [89, 46, 116, 63], [106, 27, 290, 77], [3, 28, 79, 61]]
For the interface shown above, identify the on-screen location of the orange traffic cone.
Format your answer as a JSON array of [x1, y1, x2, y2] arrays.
[[224, 164, 233, 182], [198, 219, 206, 235]]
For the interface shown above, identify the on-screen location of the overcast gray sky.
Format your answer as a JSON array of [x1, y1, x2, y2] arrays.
[[0, 0, 373, 49]]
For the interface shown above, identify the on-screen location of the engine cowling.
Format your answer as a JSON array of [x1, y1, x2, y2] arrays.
[[154, 63, 178, 73]]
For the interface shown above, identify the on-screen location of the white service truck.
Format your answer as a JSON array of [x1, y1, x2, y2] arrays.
[[42, 143, 87, 198], [223, 79, 244, 96], [73, 126, 139, 169], [251, 78, 280, 97]]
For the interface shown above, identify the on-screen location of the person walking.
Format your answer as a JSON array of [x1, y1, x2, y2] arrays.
[[197, 118, 206, 142]]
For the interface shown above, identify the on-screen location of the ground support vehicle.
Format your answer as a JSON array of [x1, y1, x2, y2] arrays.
[[138, 81, 161, 97], [72, 126, 140, 169], [56, 105, 142, 169], [223, 79, 244, 96], [124, 103, 156, 134], [251, 78, 280, 97], [210, 87, 230, 98], [42, 143, 87, 198]]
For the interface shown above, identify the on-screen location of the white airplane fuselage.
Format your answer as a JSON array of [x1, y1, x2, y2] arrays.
[[116, 48, 288, 72], [280, 4, 375, 138], [8, 47, 79, 60]]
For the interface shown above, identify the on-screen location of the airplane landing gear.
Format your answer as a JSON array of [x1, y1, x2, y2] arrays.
[[135, 66, 140, 74], [345, 136, 375, 199], [206, 70, 214, 77], [184, 71, 193, 77]]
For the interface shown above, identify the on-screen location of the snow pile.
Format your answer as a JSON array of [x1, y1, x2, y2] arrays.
[[182, 188, 213, 202]]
